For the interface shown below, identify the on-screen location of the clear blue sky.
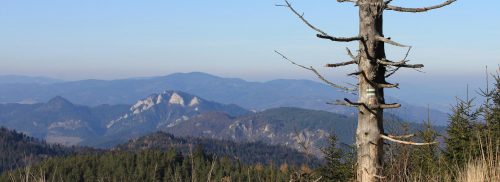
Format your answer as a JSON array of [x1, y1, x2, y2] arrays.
[[0, 0, 499, 108]]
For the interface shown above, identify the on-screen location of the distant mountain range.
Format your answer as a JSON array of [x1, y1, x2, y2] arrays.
[[0, 72, 449, 125], [0, 91, 247, 146], [0, 91, 445, 157], [0, 75, 63, 85]]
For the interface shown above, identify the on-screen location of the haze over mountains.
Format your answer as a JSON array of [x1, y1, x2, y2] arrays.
[[0, 91, 353, 156], [0, 72, 449, 125], [0, 89, 445, 158], [0, 72, 450, 157]]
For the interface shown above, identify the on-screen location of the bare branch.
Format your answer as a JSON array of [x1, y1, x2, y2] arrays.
[[378, 59, 424, 68], [346, 47, 357, 60], [278, 0, 361, 42], [386, 134, 415, 139], [317, 34, 362, 42], [378, 82, 399, 88], [375, 36, 410, 47], [348, 71, 362, 76], [385, 67, 401, 78], [275, 50, 357, 94], [329, 98, 361, 107], [369, 103, 401, 109], [381, 134, 438, 146], [382, 46, 424, 77], [325, 60, 357, 68], [384, 0, 394, 5], [343, 98, 362, 106], [345, 82, 358, 88], [276, 0, 327, 35], [360, 71, 399, 88], [337, 0, 357, 3], [386, 0, 457, 13]]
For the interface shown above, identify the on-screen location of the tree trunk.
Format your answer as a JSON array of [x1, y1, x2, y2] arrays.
[[356, 0, 386, 181]]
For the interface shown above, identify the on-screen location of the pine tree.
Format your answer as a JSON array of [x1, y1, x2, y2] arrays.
[[479, 67, 500, 163], [411, 116, 440, 179], [445, 94, 481, 166], [319, 135, 355, 181]]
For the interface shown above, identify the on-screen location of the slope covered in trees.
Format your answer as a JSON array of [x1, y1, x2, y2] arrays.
[[0, 149, 320, 182], [1, 132, 326, 181], [0, 127, 71, 174], [115, 131, 320, 166]]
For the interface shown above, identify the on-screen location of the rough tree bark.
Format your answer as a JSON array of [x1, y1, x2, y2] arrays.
[[277, 0, 455, 181], [356, 1, 385, 180]]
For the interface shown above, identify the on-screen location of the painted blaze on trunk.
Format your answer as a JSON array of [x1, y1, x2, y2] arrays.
[[278, 0, 456, 181], [357, 1, 385, 180]]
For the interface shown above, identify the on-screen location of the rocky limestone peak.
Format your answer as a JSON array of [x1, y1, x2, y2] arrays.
[[131, 96, 155, 114], [188, 97, 201, 107], [156, 94, 164, 104], [168, 92, 185, 106]]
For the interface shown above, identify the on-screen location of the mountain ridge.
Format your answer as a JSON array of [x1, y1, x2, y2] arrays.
[[0, 72, 449, 125]]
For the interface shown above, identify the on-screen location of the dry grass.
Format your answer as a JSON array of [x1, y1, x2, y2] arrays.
[[455, 145, 500, 182], [456, 159, 500, 182]]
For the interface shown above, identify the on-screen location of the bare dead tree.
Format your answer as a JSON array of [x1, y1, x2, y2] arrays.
[[276, 0, 456, 181]]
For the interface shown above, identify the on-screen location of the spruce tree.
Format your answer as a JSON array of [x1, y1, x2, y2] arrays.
[[411, 117, 440, 178], [445, 95, 480, 166], [479, 67, 500, 163], [319, 135, 355, 181]]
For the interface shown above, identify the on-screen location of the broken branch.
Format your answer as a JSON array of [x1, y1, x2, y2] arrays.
[[375, 36, 410, 47], [387, 134, 415, 139], [346, 47, 357, 60], [348, 71, 362, 76], [360, 71, 399, 88], [384, 0, 394, 5], [369, 103, 401, 109], [276, 0, 327, 35], [317, 34, 362, 42], [337, 0, 357, 3], [385, 67, 401, 78], [381, 134, 438, 145], [278, 0, 361, 42], [385, 0, 457, 13], [327, 100, 356, 107], [275, 50, 357, 94], [325, 60, 357, 68], [342, 98, 363, 106], [378, 59, 424, 68]]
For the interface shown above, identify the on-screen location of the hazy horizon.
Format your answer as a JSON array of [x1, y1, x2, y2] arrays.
[[1, 0, 498, 80], [1, 0, 498, 111], [0, 70, 493, 113]]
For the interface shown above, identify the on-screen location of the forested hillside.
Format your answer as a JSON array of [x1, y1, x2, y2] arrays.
[[0, 150, 318, 182], [115, 131, 320, 166], [0, 132, 326, 182], [0, 127, 71, 174]]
